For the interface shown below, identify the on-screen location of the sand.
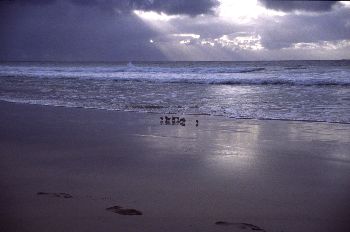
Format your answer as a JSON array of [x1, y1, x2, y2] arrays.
[[1, 101, 350, 232]]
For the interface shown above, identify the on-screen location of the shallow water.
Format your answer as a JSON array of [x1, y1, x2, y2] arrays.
[[1, 60, 349, 123]]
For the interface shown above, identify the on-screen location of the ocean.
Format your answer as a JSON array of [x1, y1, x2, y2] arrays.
[[1, 60, 349, 123]]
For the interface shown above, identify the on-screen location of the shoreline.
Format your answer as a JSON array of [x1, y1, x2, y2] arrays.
[[1, 99, 349, 125], [1, 101, 350, 232]]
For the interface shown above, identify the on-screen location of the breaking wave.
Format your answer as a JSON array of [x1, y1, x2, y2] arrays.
[[1, 61, 349, 124], [1, 62, 349, 86]]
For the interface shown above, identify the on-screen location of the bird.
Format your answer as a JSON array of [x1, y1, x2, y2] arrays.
[[196, 119, 199, 126]]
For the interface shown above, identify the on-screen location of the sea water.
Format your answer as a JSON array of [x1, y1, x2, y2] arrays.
[[0, 60, 349, 123]]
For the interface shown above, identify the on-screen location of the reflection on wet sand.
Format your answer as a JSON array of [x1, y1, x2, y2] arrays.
[[1, 102, 350, 232]]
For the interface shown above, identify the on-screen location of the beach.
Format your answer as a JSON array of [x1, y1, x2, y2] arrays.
[[2, 0, 350, 231], [1, 101, 350, 232]]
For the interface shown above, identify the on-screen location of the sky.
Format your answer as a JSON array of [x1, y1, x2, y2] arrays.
[[1, 0, 350, 61]]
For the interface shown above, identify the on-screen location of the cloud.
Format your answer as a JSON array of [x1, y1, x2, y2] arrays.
[[0, 1, 166, 61], [257, 5, 350, 49], [136, 0, 219, 16], [289, 39, 350, 50], [2, 0, 56, 5], [259, 0, 339, 12], [1, 0, 350, 61], [4, 0, 219, 16], [214, 32, 264, 51]]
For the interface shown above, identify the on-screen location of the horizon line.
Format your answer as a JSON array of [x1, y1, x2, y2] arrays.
[[1, 59, 349, 63]]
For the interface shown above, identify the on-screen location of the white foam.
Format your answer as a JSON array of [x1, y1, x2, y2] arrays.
[[1, 63, 349, 86], [1, 61, 350, 124]]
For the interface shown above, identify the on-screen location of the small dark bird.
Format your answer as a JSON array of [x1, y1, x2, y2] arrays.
[[179, 117, 186, 123], [160, 117, 163, 121], [196, 119, 199, 127], [165, 116, 171, 121]]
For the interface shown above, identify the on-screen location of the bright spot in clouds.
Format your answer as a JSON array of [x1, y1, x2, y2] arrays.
[[290, 40, 350, 50], [217, 0, 285, 23], [179, 40, 191, 45], [215, 33, 264, 50], [201, 40, 215, 47], [173, 34, 201, 39], [217, 0, 262, 21], [133, 10, 178, 21], [340, 1, 350, 7], [132, 1, 350, 60]]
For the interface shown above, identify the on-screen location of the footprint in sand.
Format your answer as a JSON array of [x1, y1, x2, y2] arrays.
[[37, 192, 73, 199], [106, 206, 142, 215], [215, 221, 266, 231]]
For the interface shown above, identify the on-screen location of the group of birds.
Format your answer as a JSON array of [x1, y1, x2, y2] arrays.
[[160, 116, 199, 127]]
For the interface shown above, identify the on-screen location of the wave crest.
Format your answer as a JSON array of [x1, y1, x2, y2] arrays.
[[1, 63, 349, 86]]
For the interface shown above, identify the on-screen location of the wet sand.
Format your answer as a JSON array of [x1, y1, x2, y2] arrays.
[[1, 101, 350, 232]]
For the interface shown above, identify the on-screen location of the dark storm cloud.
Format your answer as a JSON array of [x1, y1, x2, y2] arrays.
[[1, 0, 56, 5], [1, 0, 350, 61], [0, 1, 167, 61], [4, 0, 219, 16], [259, 0, 339, 12], [137, 0, 219, 16]]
